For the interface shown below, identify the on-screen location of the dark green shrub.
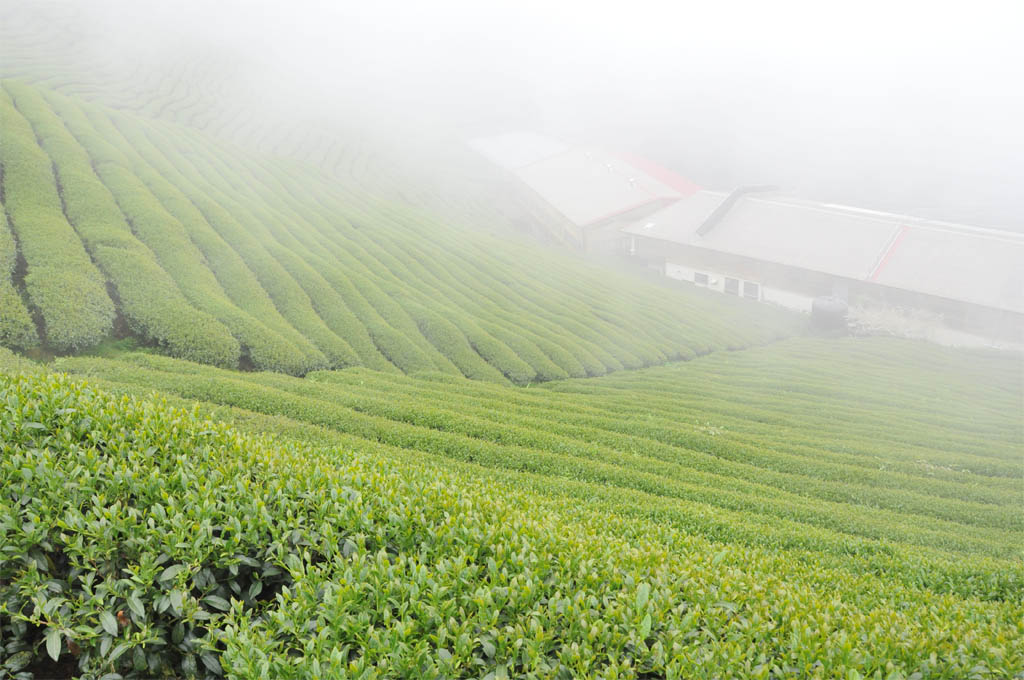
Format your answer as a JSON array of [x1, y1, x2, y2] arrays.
[[0, 373, 331, 679]]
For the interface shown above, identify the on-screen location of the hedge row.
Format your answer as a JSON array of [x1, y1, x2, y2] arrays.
[[36, 87, 248, 369], [3, 371, 1021, 679], [1, 78, 798, 379], [3, 81, 248, 369], [0, 85, 113, 350], [54, 351, 1024, 584], [246, 163, 604, 378], [84, 100, 331, 374], [405, 300, 509, 384], [0, 207, 38, 349], [128, 116, 374, 370], [302, 367, 1023, 534], [175, 149, 455, 373], [150, 117, 795, 377]]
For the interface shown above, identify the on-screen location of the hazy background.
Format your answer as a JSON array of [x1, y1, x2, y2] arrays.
[[20, 0, 1024, 230]]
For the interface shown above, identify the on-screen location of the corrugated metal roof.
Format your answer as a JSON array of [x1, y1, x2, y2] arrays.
[[467, 132, 568, 171], [625, 194, 1024, 313], [631, 190, 726, 235], [516, 148, 682, 226], [872, 225, 1024, 313]]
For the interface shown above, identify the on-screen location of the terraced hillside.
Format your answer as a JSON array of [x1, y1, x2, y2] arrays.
[[0, 79, 791, 377], [3, 336, 1021, 678]]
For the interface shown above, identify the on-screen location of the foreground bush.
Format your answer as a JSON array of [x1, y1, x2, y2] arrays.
[[0, 373, 315, 678], [3, 368, 1022, 679]]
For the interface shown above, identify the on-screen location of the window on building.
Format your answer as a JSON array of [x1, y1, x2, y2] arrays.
[[724, 278, 739, 295], [694, 272, 709, 286], [743, 281, 760, 300]]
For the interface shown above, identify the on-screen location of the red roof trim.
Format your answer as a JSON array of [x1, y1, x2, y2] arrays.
[[615, 153, 701, 197], [870, 225, 910, 281]]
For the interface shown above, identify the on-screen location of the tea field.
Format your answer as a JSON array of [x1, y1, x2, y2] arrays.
[[2, 335, 1021, 679], [0, 78, 791, 377], [0, 16, 1022, 678]]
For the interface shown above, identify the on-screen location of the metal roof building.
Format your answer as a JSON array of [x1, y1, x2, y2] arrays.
[[516, 148, 682, 226], [469, 131, 1023, 342], [622, 193, 1024, 315], [469, 133, 696, 248]]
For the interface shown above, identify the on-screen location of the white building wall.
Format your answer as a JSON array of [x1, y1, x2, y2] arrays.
[[666, 260, 813, 313], [665, 261, 697, 283], [665, 262, 725, 292]]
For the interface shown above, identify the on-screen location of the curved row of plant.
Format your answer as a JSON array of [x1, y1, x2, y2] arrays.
[[53, 338, 1024, 601], [3, 370, 1021, 679], [0, 79, 795, 379], [0, 15, 582, 246], [0, 86, 114, 350], [0, 205, 37, 349]]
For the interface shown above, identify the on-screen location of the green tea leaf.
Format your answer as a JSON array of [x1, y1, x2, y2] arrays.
[[100, 610, 119, 636], [159, 564, 185, 582], [45, 627, 62, 661], [169, 589, 184, 613], [126, 592, 145, 618], [109, 642, 131, 663], [203, 595, 231, 611], [201, 652, 223, 674], [636, 583, 650, 610], [4, 650, 32, 671]]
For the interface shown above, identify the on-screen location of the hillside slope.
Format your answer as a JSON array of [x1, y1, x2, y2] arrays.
[[0, 79, 792, 379], [3, 337, 1020, 678], [55, 338, 1024, 577]]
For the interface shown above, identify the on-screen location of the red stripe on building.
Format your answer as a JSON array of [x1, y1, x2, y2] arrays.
[[870, 225, 910, 281]]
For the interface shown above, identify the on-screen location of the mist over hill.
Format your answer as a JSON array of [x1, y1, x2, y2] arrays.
[[4, 0, 1020, 230]]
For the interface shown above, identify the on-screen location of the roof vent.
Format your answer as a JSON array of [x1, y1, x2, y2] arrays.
[[696, 185, 779, 237]]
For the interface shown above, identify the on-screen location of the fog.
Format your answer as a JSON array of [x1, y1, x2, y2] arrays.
[[8, 0, 1024, 230]]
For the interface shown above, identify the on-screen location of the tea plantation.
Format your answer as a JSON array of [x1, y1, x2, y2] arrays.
[[2, 335, 1021, 679], [0, 79, 791, 377], [0, 31, 1021, 680]]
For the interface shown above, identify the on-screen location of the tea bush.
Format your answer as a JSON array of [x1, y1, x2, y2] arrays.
[[54, 336, 1024, 604], [0, 210, 37, 350], [4, 82, 251, 370], [3, 369, 1021, 679], [0, 373, 331, 678], [0, 87, 113, 351]]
